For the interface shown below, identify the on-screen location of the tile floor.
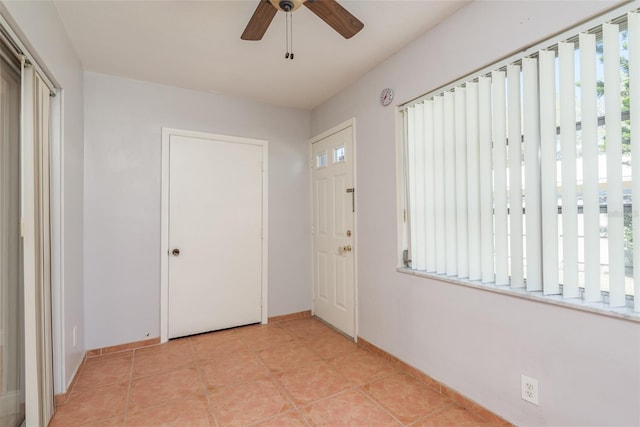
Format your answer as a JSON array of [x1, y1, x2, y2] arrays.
[[50, 317, 498, 426]]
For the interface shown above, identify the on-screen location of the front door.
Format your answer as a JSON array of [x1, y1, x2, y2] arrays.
[[311, 123, 355, 337], [165, 131, 265, 339]]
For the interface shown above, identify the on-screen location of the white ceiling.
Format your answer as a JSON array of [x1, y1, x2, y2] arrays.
[[53, 0, 469, 110]]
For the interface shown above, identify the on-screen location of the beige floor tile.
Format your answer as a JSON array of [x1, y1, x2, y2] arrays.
[[305, 332, 359, 360], [363, 373, 453, 424], [276, 361, 352, 406], [329, 348, 396, 385], [302, 389, 400, 426], [54, 318, 505, 426], [74, 357, 132, 391], [236, 324, 297, 351], [190, 333, 248, 361], [80, 415, 125, 426], [209, 377, 292, 426], [49, 382, 128, 426], [189, 328, 240, 346], [279, 318, 335, 339], [201, 350, 268, 389], [84, 350, 133, 365], [126, 395, 213, 427], [128, 366, 205, 413], [412, 405, 493, 426], [257, 340, 321, 373], [134, 337, 192, 359], [251, 410, 308, 426], [132, 339, 194, 378]]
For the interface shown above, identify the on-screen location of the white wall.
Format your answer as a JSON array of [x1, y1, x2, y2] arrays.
[[83, 72, 311, 350], [0, 0, 85, 394], [311, 1, 640, 426]]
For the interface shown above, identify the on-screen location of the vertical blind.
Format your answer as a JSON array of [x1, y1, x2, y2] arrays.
[[22, 65, 56, 427], [1, 13, 57, 427], [403, 10, 639, 312], [0, 44, 24, 427]]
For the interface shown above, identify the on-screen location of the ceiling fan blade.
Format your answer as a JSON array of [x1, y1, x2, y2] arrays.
[[304, 0, 364, 39], [241, 0, 278, 41]]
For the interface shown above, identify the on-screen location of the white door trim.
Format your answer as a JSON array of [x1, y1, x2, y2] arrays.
[[50, 89, 65, 395], [160, 128, 269, 343], [310, 118, 358, 341]]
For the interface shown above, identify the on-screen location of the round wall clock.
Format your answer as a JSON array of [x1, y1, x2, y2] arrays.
[[380, 88, 394, 106]]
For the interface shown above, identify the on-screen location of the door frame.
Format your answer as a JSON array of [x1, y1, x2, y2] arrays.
[[309, 118, 358, 340], [160, 128, 269, 343]]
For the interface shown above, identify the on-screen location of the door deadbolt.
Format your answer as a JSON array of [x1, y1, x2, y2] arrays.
[[346, 230, 352, 237], [172, 248, 180, 256]]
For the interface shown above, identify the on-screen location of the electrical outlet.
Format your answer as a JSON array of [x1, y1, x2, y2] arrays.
[[521, 374, 539, 405], [72, 326, 77, 347]]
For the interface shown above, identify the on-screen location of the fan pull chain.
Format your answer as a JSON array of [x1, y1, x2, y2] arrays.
[[284, 11, 294, 60], [285, 11, 289, 58], [290, 13, 294, 60]]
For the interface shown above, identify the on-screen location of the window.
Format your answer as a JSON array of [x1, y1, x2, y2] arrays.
[[317, 152, 327, 168], [334, 146, 346, 163], [400, 7, 640, 313]]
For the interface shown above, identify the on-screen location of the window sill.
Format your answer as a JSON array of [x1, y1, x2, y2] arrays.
[[397, 267, 640, 323]]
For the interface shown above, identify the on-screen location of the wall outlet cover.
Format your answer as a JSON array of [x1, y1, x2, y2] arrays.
[[521, 374, 539, 405]]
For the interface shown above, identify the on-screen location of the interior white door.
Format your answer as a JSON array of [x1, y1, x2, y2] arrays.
[[312, 125, 355, 337], [168, 134, 263, 339]]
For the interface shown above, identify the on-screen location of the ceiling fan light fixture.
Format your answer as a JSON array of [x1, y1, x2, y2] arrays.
[[270, 0, 304, 12]]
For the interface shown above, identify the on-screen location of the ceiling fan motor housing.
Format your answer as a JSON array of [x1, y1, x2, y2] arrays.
[[270, 0, 304, 12]]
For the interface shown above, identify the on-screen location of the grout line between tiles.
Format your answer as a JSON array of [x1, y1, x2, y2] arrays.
[[205, 326, 314, 426], [239, 323, 350, 426], [188, 336, 220, 427], [299, 382, 358, 405], [404, 402, 457, 427], [245, 329, 308, 425], [122, 348, 135, 426], [356, 385, 405, 426]]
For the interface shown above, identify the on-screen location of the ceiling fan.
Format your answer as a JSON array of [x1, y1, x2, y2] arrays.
[[241, 0, 364, 41]]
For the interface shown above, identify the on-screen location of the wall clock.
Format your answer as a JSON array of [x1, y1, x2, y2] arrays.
[[380, 88, 394, 106]]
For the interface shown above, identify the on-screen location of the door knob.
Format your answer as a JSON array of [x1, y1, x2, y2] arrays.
[[172, 248, 180, 256], [338, 245, 352, 254]]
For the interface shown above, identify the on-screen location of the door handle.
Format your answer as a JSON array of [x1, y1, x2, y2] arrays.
[[338, 245, 352, 254], [172, 248, 180, 256]]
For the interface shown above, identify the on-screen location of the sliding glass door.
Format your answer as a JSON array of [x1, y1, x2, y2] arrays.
[[0, 47, 25, 427]]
